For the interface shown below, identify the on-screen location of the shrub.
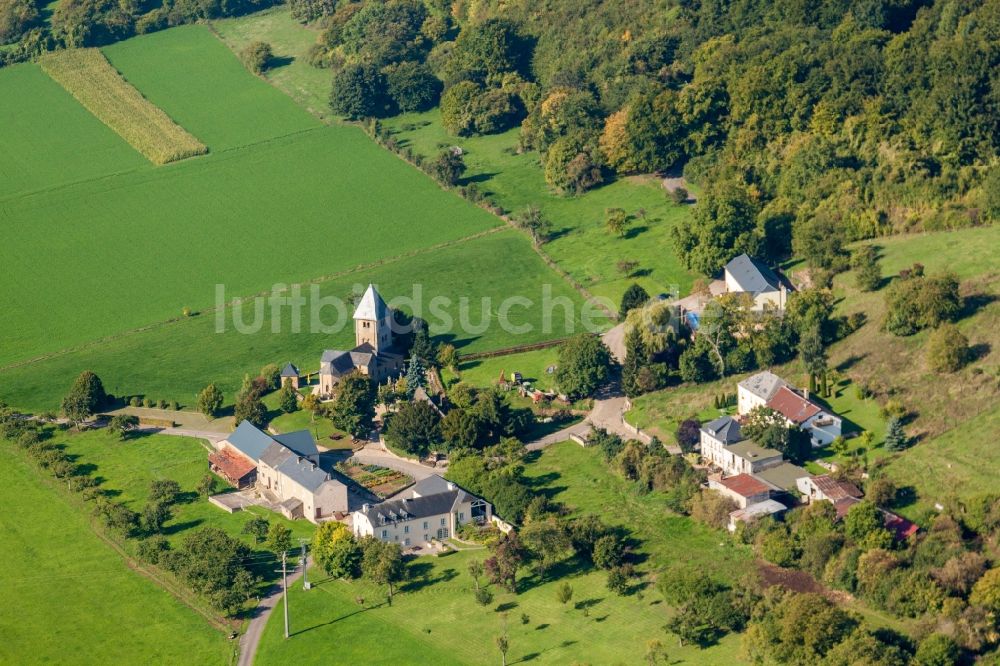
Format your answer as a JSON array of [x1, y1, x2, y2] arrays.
[[428, 149, 466, 186], [926, 323, 970, 373], [474, 586, 493, 606], [157, 399, 167, 409], [129, 396, 141, 407], [606, 564, 633, 595], [142, 398, 152, 408], [240, 41, 272, 74], [669, 186, 688, 204]]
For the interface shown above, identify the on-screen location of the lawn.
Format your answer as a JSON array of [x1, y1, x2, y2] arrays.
[[0, 230, 598, 412], [455, 347, 562, 392], [102, 25, 320, 151], [0, 63, 146, 200], [0, 444, 232, 665], [256, 440, 749, 665]]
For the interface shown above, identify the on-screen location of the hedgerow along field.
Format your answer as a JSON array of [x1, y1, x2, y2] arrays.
[[210, 7, 698, 305], [0, 63, 147, 199], [1, 229, 598, 412], [256, 441, 749, 665], [39, 48, 207, 164], [0, 445, 232, 665]]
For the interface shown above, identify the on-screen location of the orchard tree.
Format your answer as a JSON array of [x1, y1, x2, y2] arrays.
[[605, 207, 630, 237], [361, 537, 404, 602], [485, 531, 526, 593], [108, 414, 139, 440], [266, 523, 293, 555], [242, 516, 270, 544], [197, 383, 224, 418], [555, 334, 613, 399], [851, 246, 881, 292], [239, 41, 272, 74], [514, 205, 552, 246]]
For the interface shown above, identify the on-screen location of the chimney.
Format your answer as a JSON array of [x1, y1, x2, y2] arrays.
[[362, 503, 370, 511], [447, 482, 455, 491]]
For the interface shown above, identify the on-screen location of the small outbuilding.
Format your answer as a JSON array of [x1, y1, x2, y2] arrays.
[[280, 362, 300, 389]]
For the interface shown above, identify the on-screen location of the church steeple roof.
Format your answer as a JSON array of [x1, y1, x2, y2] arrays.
[[353, 284, 389, 321]]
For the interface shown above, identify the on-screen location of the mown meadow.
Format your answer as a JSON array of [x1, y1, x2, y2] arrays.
[[0, 444, 233, 665]]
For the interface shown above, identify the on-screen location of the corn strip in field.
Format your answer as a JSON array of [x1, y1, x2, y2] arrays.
[[39, 49, 208, 164]]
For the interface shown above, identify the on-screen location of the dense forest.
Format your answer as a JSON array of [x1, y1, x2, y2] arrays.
[[2, 0, 997, 276]]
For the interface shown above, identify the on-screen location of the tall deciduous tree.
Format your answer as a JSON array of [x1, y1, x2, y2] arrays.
[[197, 383, 224, 418], [330, 372, 375, 438], [671, 181, 763, 276], [384, 400, 440, 457], [361, 537, 404, 602], [555, 334, 613, 399], [61, 371, 107, 424]]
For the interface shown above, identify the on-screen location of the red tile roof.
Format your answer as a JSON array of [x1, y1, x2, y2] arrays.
[[811, 475, 862, 502], [883, 511, 920, 541], [209, 448, 256, 482], [767, 386, 822, 424], [717, 474, 771, 498], [833, 497, 861, 519]]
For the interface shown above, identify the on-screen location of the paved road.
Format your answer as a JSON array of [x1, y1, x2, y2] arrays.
[[238, 564, 302, 666], [602, 322, 626, 363]]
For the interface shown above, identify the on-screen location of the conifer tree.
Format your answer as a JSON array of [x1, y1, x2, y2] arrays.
[[883, 417, 907, 452]]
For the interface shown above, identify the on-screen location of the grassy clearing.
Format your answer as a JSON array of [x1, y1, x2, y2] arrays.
[[0, 63, 147, 199], [455, 347, 562, 392], [39, 48, 207, 164], [0, 230, 597, 412], [257, 440, 748, 665], [212, 8, 333, 121], [102, 25, 320, 151], [0, 444, 231, 665], [885, 405, 1000, 519]]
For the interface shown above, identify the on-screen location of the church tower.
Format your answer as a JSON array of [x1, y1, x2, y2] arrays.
[[353, 284, 392, 352]]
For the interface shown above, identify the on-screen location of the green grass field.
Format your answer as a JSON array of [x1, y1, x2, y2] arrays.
[[0, 444, 232, 665], [256, 440, 748, 665], [456, 347, 562, 392], [103, 25, 320, 151], [0, 63, 147, 199], [1, 230, 597, 411]]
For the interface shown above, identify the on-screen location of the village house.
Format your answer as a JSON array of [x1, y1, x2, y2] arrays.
[[723, 254, 790, 312], [708, 473, 772, 509], [212, 421, 348, 523], [352, 475, 492, 550], [701, 415, 786, 476], [738, 371, 843, 447], [318, 284, 405, 396]]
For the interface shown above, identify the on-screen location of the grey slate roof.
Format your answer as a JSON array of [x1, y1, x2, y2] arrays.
[[358, 489, 473, 525], [353, 284, 390, 321], [273, 430, 318, 459], [320, 343, 377, 377], [275, 455, 334, 492], [701, 415, 742, 444], [738, 370, 788, 402], [280, 362, 299, 377], [408, 474, 454, 498], [260, 442, 293, 469], [227, 421, 277, 463], [725, 254, 781, 295]]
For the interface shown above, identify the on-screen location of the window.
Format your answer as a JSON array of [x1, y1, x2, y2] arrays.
[[423, 534, 429, 542], [403, 538, 410, 547], [440, 518, 446, 526], [422, 521, 428, 529], [381, 530, 388, 538], [458, 512, 464, 521], [403, 525, 409, 534]]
